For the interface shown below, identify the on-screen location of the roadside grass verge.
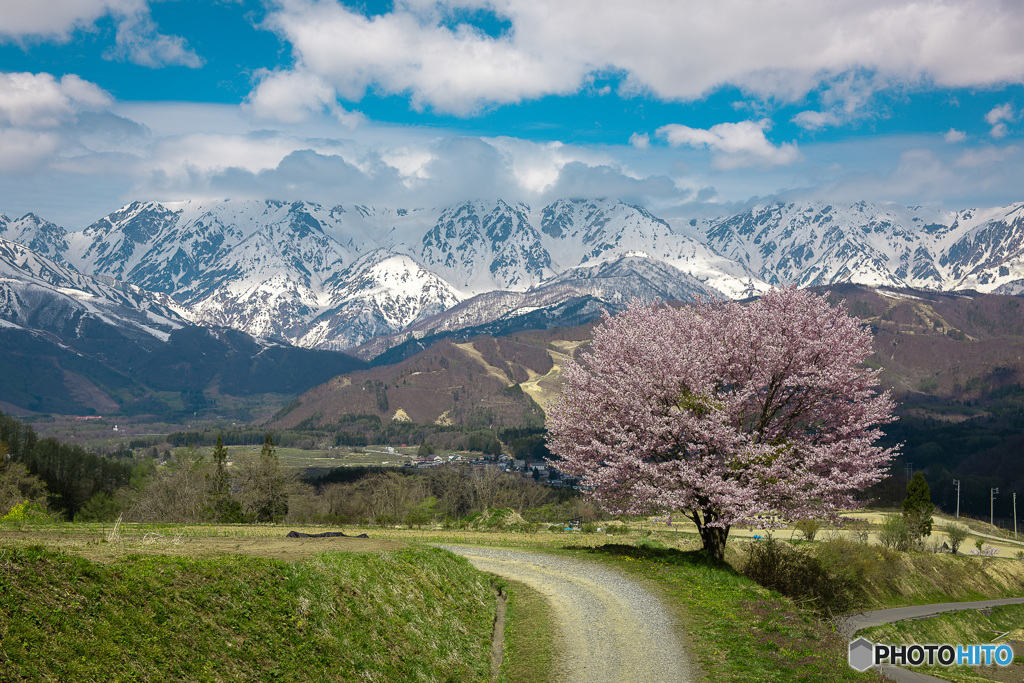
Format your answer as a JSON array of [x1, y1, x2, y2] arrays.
[[499, 578, 557, 683], [582, 542, 888, 683], [858, 604, 1024, 683], [0, 543, 494, 682], [736, 535, 1024, 616]]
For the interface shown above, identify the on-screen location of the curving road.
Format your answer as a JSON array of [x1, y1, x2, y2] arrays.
[[439, 545, 696, 683], [839, 597, 1024, 683]]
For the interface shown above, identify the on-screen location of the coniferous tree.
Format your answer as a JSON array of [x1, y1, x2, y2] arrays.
[[207, 435, 243, 522], [903, 472, 934, 537]]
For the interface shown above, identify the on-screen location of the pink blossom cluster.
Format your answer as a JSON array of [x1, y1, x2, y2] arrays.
[[546, 287, 898, 545]]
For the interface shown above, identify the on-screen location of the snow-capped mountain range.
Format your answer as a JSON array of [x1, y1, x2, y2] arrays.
[[0, 235, 186, 343], [2, 198, 1024, 354]]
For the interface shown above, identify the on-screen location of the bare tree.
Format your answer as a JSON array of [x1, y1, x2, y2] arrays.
[[122, 447, 212, 523], [235, 434, 294, 523]]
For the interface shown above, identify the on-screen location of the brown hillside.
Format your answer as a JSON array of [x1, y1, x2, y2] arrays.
[[271, 287, 1024, 431], [267, 330, 589, 430], [824, 286, 1024, 404]]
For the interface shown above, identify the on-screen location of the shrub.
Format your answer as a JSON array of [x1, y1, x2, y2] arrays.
[[944, 524, 969, 554], [794, 519, 821, 541], [1, 501, 50, 529], [741, 537, 858, 615], [877, 514, 915, 551]]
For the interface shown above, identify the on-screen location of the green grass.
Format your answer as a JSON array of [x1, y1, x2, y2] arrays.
[[856, 604, 1024, 683], [8, 522, 1024, 682], [578, 543, 888, 683], [499, 579, 557, 683], [860, 603, 1024, 646], [0, 544, 495, 682]]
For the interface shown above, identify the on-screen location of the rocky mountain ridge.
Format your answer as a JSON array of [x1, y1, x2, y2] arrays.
[[3, 198, 1024, 356]]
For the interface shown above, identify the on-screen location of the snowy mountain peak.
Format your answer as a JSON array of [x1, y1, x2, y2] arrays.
[[7, 196, 1024, 353]]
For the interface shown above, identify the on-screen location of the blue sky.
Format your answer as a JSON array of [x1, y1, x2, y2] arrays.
[[2, 0, 1024, 227]]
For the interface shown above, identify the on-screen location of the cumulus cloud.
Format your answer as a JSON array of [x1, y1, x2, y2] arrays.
[[254, 0, 582, 118], [944, 128, 967, 143], [656, 120, 801, 169], [101, 115, 693, 214], [985, 103, 1016, 138], [0, 71, 149, 175], [253, 0, 1024, 117], [0, 72, 111, 127], [245, 69, 362, 125], [1, 0, 202, 68], [0, 0, 127, 39]]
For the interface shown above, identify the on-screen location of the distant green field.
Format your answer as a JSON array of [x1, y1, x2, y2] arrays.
[[224, 445, 480, 470], [225, 445, 413, 469]]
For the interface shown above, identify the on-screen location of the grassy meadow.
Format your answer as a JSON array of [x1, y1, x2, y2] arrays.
[[0, 540, 495, 682], [4, 516, 1024, 682]]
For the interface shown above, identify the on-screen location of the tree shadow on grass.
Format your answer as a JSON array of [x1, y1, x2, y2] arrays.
[[577, 542, 741, 575]]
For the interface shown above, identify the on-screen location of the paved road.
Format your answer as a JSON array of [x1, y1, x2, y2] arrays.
[[840, 597, 1024, 683], [440, 545, 696, 683], [839, 597, 1024, 639]]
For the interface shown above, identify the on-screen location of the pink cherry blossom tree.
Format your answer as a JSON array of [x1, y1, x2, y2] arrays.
[[545, 287, 897, 560]]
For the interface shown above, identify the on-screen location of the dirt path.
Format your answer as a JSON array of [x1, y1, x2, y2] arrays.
[[440, 545, 696, 683]]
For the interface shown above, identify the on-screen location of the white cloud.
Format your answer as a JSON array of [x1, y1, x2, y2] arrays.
[[256, 0, 1024, 116], [656, 120, 801, 169], [0, 0, 131, 39], [256, 0, 582, 117], [629, 132, 650, 149], [0, 0, 202, 69], [0, 71, 149, 180], [791, 71, 887, 130], [792, 110, 842, 131], [944, 128, 967, 143], [106, 10, 204, 68], [985, 103, 1015, 138], [955, 145, 1018, 169], [0, 128, 61, 171], [245, 69, 362, 125], [0, 72, 112, 127]]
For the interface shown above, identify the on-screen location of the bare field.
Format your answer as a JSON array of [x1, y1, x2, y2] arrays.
[[5, 508, 1020, 567], [0, 524, 406, 564]]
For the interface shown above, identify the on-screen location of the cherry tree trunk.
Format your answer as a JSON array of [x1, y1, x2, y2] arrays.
[[698, 524, 730, 561]]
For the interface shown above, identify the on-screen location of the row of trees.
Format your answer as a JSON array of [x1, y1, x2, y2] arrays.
[[161, 420, 514, 456], [0, 404, 565, 527], [0, 412, 133, 519], [90, 436, 562, 526], [115, 435, 292, 524]]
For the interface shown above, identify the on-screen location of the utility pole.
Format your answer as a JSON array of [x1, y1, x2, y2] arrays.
[[953, 479, 961, 519], [1014, 493, 1018, 541], [991, 488, 999, 534]]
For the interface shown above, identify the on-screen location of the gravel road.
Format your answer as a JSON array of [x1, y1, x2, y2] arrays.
[[439, 545, 696, 683]]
